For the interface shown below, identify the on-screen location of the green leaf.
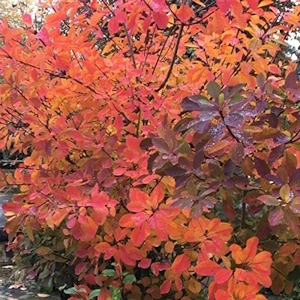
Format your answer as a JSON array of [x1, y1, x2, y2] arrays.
[[123, 274, 136, 284], [207, 81, 221, 99], [88, 289, 102, 299], [109, 286, 122, 300], [102, 269, 116, 277], [64, 287, 80, 295]]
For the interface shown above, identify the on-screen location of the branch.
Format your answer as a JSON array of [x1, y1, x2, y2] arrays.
[[123, 24, 137, 69], [155, 23, 184, 92]]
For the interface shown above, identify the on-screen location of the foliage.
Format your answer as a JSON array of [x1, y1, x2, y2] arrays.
[[0, 0, 299, 299]]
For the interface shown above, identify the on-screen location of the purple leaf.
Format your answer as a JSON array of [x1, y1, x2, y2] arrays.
[[152, 137, 170, 154], [268, 113, 278, 128], [254, 156, 270, 177], [268, 207, 284, 227], [174, 118, 194, 132], [274, 133, 290, 144], [171, 197, 194, 209], [268, 144, 285, 165], [224, 83, 245, 99], [193, 120, 211, 134], [290, 169, 300, 184], [209, 123, 225, 141], [290, 196, 300, 214], [285, 71, 297, 89], [207, 81, 221, 99], [257, 195, 280, 206], [182, 95, 218, 112], [140, 138, 153, 149], [229, 143, 244, 166], [231, 129, 253, 146], [257, 73, 265, 90], [193, 150, 204, 169], [224, 113, 244, 128], [265, 174, 284, 185], [198, 110, 220, 122], [164, 165, 187, 177]]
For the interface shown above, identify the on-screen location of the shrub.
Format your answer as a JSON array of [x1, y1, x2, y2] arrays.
[[0, 0, 299, 299]]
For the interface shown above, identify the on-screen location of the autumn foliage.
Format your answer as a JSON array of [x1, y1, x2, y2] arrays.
[[0, 0, 299, 299]]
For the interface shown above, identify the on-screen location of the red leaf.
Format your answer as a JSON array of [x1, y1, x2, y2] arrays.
[[114, 227, 128, 242], [194, 259, 221, 276], [66, 186, 81, 201], [171, 253, 190, 273], [78, 215, 98, 242], [176, 4, 195, 23], [153, 11, 169, 29], [160, 278, 172, 294], [217, 0, 230, 12], [215, 269, 233, 284], [138, 258, 152, 269], [247, 0, 259, 9], [113, 168, 126, 176], [22, 14, 32, 25], [119, 245, 142, 266], [174, 277, 183, 291], [151, 262, 170, 276], [108, 17, 119, 35], [36, 27, 52, 46], [2, 202, 24, 214], [87, 191, 109, 209], [75, 262, 88, 275]]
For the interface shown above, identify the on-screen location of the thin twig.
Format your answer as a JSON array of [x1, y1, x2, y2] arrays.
[[123, 24, 137, 69], [155, 23, 184, 92]]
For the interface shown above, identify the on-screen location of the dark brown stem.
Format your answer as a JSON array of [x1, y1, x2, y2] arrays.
[[123, 24, 137, 69], [241, 202, 246, 229], [155, 23, 184, 92]]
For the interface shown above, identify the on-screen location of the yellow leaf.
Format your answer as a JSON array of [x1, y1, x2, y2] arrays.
[[187, 277, 201, 294], [26, 224, 34, 242], [280, 184, 291, 203]]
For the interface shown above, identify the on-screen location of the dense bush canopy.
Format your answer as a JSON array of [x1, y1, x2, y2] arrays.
[[0, 0, 300, 299]]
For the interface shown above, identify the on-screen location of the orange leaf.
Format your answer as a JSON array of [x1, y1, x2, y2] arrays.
[[171, 253, 190, 273], [230, 237, 272, 287], [230, 236, 258, 264], [127, 188, 149, 212], [131, 222, 150, 247], [176, 4, 195, 23], [164, 241, 174, 254], [119, 214, 135, 227], [78, 215, 98, 242], [52, 208, 71, 227]]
